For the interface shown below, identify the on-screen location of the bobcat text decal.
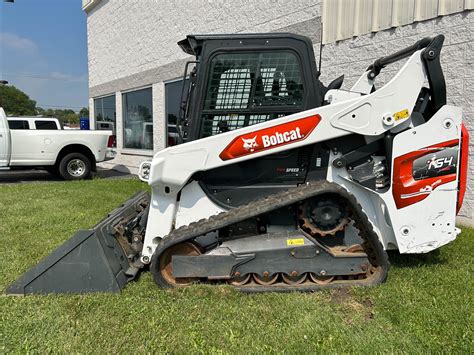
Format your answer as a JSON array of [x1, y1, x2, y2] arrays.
[[219, 115, 321, 161]]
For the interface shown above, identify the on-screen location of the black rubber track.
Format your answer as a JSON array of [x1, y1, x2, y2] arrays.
[[150, 181, 389, 292]]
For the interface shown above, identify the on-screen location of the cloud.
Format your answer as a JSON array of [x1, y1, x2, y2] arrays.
[[0, 32, 88, 109], [0, 32, 38, 53]]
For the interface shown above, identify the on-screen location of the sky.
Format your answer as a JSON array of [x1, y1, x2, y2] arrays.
[[0, 0, 88, 111]]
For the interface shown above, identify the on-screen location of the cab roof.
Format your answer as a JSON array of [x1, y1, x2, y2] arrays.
[[178, 33, 315, 56]]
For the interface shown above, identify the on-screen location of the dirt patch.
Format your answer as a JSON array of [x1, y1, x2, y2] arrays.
[[330, 288, 374, 324]]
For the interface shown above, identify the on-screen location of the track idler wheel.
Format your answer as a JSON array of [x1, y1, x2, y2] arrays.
[[158, 242, 201, 287]]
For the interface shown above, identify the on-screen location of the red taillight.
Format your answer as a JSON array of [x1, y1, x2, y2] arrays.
[[457, 124, 469, 214], [107, 135, 116, 148]]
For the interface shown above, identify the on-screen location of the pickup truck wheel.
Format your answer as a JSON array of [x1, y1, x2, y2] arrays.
[[59, 153, 91, 180]]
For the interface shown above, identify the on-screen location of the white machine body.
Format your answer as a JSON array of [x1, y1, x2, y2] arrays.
[[139, 48, 467, 263]]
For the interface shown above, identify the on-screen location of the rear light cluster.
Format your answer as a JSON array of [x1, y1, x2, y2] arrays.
[[107, 135, 116, 148], [457, 124, 469, 215]]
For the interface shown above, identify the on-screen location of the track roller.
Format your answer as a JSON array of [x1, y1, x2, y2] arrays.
[[282, 272, 307, 285], [253, 273, 278, 285], [228, 273, 251, 286], [309, 273, 335, 284]]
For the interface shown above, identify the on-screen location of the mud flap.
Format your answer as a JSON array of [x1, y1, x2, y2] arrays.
[[6, 191, 149, 295]]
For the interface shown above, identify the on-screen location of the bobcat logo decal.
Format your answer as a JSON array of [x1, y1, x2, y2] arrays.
[[242, 136, 258, 152], [219, 115, 321, 161]]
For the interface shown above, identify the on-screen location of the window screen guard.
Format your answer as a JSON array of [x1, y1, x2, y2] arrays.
[[201, 51, 304, 137]]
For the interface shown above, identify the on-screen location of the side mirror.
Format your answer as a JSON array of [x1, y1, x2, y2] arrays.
[[327, 75, 344, 90]]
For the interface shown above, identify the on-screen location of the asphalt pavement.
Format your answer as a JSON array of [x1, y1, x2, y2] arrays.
[[0, 167, 135, 184]]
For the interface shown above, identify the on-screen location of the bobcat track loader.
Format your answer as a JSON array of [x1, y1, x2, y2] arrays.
[[7, 33, 469, 295]]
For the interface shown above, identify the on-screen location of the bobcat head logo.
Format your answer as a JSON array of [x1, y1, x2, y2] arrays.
[[242, 136, 258, 152]]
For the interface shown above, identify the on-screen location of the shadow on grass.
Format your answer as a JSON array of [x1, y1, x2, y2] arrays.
[[0, 167, 133, 184], [387, 249, 446, 268]]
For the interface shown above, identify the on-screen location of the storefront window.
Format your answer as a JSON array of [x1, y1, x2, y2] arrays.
[[165, 79, 189, 146], [123, 88, 153, 150], [94, 95, 116, 133]]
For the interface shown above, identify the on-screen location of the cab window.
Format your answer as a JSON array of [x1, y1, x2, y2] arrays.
[[35, 120, 58, 130], [8, 120, 30, 130], [201, 51, 304, 137]]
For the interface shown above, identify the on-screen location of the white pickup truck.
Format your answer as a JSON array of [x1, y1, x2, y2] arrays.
[[0, 108, 116, 180]]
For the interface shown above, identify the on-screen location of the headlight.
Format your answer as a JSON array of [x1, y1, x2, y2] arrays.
[[138, 161, 152, 182]]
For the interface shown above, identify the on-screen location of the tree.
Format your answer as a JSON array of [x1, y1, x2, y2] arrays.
[[0, 85, 37, 116], [36, 106, 45, 116], [79, 107, 89, 118], [40, 108, 80, 125], [0, 85, 84, 125], [63, 112, 79, 125]]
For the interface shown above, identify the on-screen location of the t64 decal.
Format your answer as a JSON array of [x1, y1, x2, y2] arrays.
[[392, 139, 459, 209]]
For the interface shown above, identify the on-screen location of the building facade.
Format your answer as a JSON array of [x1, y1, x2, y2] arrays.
[[82, 0, 473, 225]]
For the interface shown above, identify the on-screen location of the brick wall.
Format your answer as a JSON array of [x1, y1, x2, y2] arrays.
[[86, 0, 321, 87], [317, 11, 473, 223], [88, 0, 321, 173]]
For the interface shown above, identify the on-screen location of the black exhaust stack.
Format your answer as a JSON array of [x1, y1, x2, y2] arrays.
[[6, 192, 149, 295]]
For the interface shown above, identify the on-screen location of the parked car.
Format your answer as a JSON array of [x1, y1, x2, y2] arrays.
[[0, 108, 116, 180]]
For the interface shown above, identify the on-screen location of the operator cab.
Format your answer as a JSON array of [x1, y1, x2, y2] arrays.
[[175, 33, 333, 209], [177, 33, 325, 143]]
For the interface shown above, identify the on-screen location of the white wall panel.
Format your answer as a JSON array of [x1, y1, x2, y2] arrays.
[[337, 0, 356, 39], [354, 0, 374, 36], [323, 0, 472, 43], [392, 0, 415, 26], [438, 0, 464, 14], [322, 0, 339, 43], [414, 0, 438, 20], [372, 0, 393, 31]]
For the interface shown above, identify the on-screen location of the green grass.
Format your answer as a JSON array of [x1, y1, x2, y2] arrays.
[[0, 178, 472, 353]]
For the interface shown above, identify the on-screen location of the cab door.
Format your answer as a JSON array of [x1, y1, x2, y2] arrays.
[[194, 50, 316, 207], [0, 108, 11, 167]]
